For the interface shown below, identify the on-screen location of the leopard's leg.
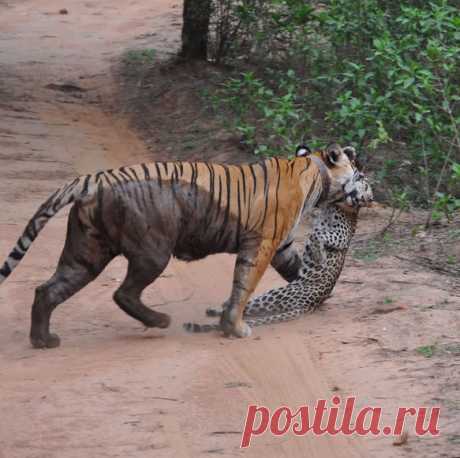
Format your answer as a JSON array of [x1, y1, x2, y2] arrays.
[[184, 280, 310, 333], [242, 229, 330, 317], [245, 307, 306, 327], [240, 277, 320, 326], [204, 251, 313, 320], [220, 239, 276, 338], [184, 276, 321, 333], [304, 235, 327, 266], [30, 206, 113, 349], [243, 285, 293, 316], [203, 241, 331, 321], [242, 235, 322, 317], [184, 308, 307, 333], [204, 228, 318, 320], [243, 274, 315, 316]]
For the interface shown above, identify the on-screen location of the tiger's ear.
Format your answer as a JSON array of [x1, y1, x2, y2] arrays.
[[343, 146, 357, 162], [324, 143, 342, 165], [295, 145, 311, 157]]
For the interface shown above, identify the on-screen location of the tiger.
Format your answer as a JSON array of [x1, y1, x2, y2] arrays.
[[184, 173, 373, 332], [0, 143, 364, 348]]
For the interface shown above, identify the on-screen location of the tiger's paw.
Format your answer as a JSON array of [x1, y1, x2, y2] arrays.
[[143, 311, 171, 329], [233, 321, 252, 338], [30, 332, 61, 349], [220, 314, 252, 338]]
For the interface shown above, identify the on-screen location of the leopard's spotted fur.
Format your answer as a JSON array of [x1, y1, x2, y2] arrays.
[[183, 177, 372, 332]]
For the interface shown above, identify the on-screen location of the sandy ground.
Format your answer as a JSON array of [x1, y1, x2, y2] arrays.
[[0, 1, 458, 457]]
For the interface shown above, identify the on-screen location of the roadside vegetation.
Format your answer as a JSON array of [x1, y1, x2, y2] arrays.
[[202, 0, 460, 223]]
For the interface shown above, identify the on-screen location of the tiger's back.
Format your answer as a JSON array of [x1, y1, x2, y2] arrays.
[[80, 157, 324, 262]]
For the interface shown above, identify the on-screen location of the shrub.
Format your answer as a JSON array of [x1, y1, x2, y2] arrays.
[[208, 0, 460, 214]]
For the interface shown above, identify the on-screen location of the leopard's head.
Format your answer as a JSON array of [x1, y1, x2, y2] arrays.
[[297, 143, 373, 208]]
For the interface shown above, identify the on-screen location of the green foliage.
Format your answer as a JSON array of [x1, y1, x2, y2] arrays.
[[389, 189, 410, 212], [352, 241, 380, 262], [432, 193, 460, 222], [430, 162, 460, 221], [124, 48, 156, 64], [214, 70, 309, 154], [209, 0, 460, 212], [416, 344, 436, 358]]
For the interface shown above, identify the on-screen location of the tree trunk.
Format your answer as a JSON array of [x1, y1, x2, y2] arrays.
[[180, 0, 212, 60]]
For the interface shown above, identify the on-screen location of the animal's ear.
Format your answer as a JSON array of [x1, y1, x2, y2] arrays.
[[323, 143, 342, 166], [295, 144, 311, 157], [343, 146, 356, 162]]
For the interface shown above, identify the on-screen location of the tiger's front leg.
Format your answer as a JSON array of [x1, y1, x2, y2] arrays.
[[220, 239, 276, 338], [207, 241, 301, 319]]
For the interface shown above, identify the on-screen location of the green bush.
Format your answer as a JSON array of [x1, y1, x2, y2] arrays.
[[209, 0, 460, 216], [213, 69, 310, 155]]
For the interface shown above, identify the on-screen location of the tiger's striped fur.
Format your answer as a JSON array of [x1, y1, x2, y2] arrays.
[[0, 143, 362, 348]]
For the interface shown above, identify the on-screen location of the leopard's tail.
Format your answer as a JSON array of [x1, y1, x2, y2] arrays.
[[183, 322, 221, 333], [0, 174, 98, 285], [183, 308, 308, 333]]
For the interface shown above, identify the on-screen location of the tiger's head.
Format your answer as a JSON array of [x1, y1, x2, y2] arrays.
[[296, 143, 373, 208]]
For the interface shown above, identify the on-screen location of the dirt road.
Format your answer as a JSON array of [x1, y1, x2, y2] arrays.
[[0, 1, 457, 457], [0, 1, 364, 456]]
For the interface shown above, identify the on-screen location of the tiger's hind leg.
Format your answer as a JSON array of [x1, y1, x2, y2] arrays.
[[113, 255, 171, 329], [30, 206, 113, 349], [30, 263, 106, 348]]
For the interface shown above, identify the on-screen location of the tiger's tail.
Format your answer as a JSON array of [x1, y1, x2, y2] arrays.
[[0, 174, 96, 285]]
